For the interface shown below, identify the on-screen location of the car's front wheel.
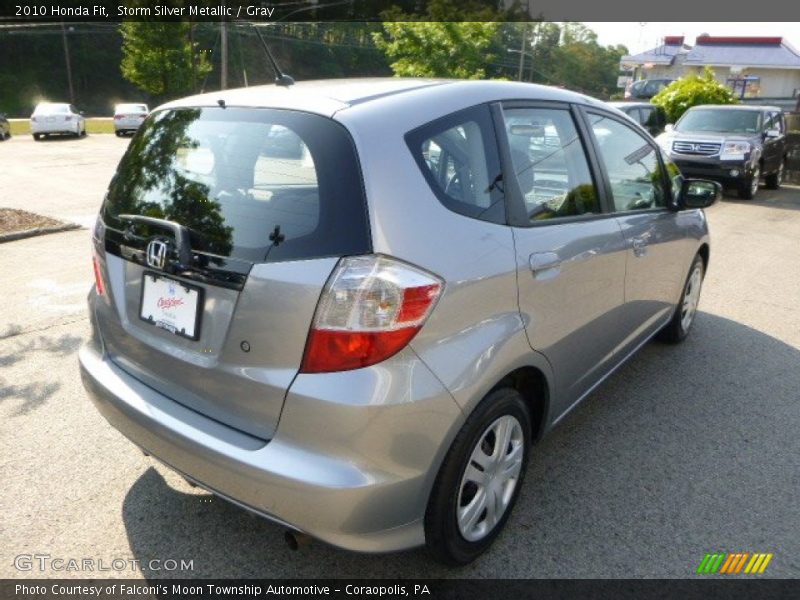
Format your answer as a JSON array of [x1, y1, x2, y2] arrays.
[[738, 165, 760, 199], [658, 253, 705, 343], [425, 387, 531, 565]]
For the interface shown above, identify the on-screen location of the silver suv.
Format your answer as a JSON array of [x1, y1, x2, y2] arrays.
[[80, 79, 719, 565]]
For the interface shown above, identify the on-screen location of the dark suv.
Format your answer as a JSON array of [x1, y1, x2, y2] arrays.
[[608, 102, 668, 136], [625, 78, 675, 100], [657, 105, 787, 199]]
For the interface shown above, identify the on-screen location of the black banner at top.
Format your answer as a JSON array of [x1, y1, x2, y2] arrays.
[[0, 0, 799, 23]]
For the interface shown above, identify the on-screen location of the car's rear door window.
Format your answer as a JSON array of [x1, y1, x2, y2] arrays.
[[102, 107, 370, 266], [501, 106, 600, 222]]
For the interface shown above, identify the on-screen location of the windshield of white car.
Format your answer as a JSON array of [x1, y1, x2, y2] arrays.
[[676, 109, 761, 134]]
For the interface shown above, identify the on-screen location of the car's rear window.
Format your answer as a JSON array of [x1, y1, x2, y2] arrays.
[[116, 104, 147, 113], [102, 107, 370, 265], [34, 104, 69, 114]]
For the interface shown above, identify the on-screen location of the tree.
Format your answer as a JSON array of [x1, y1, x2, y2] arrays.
[[120, 17, 211, 99], [373, 22, 500, 79], [652, 68, 738, 122]]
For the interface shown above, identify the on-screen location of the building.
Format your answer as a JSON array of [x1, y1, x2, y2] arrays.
[[621, 36, 800, 101]]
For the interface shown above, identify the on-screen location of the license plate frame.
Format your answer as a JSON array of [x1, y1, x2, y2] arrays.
[[139, 271, 203, 341]]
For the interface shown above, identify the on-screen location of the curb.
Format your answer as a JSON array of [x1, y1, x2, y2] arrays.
[[0, 222, 83, 243]]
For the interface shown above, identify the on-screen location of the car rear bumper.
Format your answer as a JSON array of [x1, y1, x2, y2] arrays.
[[31, 122, 79, 134], [79, 336, 462, 553]]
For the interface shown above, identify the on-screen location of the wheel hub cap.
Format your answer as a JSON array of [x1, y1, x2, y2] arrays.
[[681, 265, 703, 333], [457, 415, 524, 542]]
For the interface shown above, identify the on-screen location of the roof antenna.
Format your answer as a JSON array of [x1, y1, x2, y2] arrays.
[[252, 24, 295, 87]]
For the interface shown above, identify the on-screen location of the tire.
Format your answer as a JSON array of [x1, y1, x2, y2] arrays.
[[657, 254, 705, 344], [425, 387, 531, 565], [764, 159, 785, 190], [738, 164, 760, 199], [115, 130, 122, 137], [33, 133, 41, 141]]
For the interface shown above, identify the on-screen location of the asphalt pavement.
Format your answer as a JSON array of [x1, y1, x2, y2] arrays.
[[1, 135, 798, 578]]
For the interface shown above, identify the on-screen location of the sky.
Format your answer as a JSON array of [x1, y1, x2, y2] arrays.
[[582, 22, 800, 54]]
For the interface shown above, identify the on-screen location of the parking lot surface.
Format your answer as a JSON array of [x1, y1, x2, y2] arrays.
[[1, 135, 799, 578]]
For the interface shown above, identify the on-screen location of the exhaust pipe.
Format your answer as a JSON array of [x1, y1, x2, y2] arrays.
[[284, 530, 312, 551]]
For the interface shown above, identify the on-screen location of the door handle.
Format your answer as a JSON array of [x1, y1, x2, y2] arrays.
[[632, 237, 647, 257], [529, 252, 561, 279]]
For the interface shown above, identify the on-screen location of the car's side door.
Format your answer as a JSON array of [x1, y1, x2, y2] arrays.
[[495, 101, 630, 415], [762, 110, 785, 173], [580, 108, 690, 352]]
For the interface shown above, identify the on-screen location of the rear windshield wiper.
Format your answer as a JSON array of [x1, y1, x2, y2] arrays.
[[118, 214, 193, 268]]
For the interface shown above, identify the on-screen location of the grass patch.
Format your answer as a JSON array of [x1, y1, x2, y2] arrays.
[[9, 119, 115, 136], [0, 208, 68, 236]]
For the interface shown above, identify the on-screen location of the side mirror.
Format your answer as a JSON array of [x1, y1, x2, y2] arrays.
[[679, 179, 721, 209], [764, 128, 780, 139], [664, 123, 674, 133]]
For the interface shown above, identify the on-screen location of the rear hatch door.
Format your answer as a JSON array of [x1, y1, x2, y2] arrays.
[[94, 106, 370, 439]]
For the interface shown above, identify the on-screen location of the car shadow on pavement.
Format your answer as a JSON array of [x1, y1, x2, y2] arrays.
[[0, 329, 83, 415], [120, 312, 800, 578]]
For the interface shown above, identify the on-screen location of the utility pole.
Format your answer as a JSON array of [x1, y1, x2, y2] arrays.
[[220, 2, 228, 90], [517, 22, 528, 82], [61, 22, 75, 103], [189, 19, 197, 93]]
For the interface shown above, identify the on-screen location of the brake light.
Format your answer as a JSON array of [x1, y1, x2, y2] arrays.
[[31, 117, 37, 122], [114, 115, 124, 120], [92, 254, 105, 296], [300, 255, 443, 373]]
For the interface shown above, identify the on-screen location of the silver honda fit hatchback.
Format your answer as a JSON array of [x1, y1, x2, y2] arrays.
[[80, 78, 719, 565]]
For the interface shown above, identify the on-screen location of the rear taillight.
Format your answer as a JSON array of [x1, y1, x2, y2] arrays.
[[92, 254, 105, 296], [114, 115, 124, 120], [30, 117, 37, 122], [300, 255, 443, 373]]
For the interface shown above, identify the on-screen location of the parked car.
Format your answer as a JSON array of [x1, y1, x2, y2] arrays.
[[0, 113, 10, 140], [30, 102, 86, 140], [113, 103, 149, 136], [608, 101, 668, 136], [625, 78, 675, 100], [656, 104, 787, 199], [80, 79, 720, 565]]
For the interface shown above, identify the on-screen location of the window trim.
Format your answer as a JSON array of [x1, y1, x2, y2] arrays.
[[493, 100, 613, 228], [577, 106, 674, 216], [405, 103, 507, 226]]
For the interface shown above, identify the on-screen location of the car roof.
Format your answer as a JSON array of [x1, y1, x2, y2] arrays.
[[158, 78, 608, 119], [686, 104, 782, 112], [608, 101, 659, 109]]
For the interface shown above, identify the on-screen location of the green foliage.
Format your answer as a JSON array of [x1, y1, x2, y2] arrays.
[[373, 22, 500, 79], [120, 13, 211, 99], [652, 68, 738, 122]]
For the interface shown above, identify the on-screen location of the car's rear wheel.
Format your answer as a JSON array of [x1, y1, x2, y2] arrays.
[[32, 133, 41, 141], [425, 387, 531, 565], [738, 165, 760, 199], [657, 253, 705, 344], [765, 159, 785, 190]]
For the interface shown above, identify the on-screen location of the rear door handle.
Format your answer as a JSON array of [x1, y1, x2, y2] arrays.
[[529, 252, 561, 279]]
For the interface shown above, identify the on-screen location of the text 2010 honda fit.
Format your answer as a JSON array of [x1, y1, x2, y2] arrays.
[[80, 79, 719, 565]]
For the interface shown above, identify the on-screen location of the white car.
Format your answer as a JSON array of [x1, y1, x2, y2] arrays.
[[30, 103, 86, 140], [113, 103, 149, 136]]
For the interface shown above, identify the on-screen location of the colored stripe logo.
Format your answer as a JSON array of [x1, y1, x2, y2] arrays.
[[697, 552, 773, 574]]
